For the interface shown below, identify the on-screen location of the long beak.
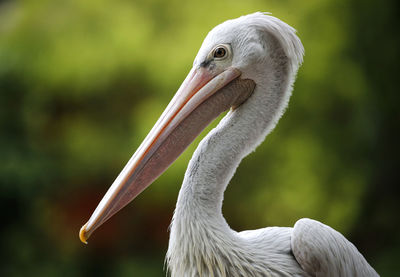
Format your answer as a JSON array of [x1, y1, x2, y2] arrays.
[[79, 66, 253, 243]]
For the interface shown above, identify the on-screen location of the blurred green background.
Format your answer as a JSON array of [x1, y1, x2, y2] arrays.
[[1, 0, 398, 276]]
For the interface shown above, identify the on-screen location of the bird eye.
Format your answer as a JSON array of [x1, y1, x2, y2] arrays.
[[213, 46, 227, 59]]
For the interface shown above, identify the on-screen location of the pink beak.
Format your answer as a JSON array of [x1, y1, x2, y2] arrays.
[[79, 66, 253, 243]]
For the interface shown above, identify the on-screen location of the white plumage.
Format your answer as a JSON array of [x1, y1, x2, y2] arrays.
[[80, 12, 379, 277]]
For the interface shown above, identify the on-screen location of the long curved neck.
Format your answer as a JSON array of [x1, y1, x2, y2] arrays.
[[175, 88, 287, 226]]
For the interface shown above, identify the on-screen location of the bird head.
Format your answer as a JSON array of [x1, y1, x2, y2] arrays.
[[195, 13, 303, 83]]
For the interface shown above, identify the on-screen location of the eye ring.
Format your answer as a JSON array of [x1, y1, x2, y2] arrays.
[[213, 45, 229, 59]]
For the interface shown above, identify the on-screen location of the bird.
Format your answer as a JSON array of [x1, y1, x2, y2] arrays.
[[79, 12, 379, 277]]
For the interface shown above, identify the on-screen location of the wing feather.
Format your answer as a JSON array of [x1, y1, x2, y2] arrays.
[[291, 218, 378, 277]]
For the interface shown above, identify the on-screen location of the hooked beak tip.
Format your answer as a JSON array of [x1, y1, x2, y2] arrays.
[[79, 223, 89, 244]]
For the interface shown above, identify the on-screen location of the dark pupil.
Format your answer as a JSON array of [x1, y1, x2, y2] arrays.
[[214, 47, 226, 58]]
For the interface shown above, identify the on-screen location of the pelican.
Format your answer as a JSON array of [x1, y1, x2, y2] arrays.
[[79, 13, 378, 276]]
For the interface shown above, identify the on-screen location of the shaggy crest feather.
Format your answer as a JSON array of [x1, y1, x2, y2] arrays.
[[242, 12, 304, 71]]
